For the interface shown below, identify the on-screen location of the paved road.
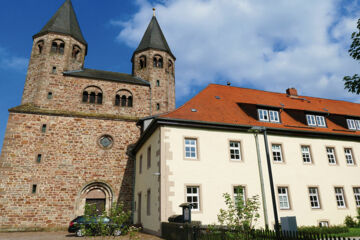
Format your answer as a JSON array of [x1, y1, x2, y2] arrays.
[[0, 231, 164, 240]]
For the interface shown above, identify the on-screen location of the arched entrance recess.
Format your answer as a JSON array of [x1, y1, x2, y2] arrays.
[[75, 182, 113, 216]]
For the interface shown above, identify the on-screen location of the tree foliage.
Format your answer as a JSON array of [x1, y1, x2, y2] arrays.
[[217, 193, 260, 231], [344, 19, 360, 94]]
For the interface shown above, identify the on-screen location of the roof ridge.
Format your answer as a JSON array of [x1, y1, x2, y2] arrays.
[[209, 84, 360, 105]]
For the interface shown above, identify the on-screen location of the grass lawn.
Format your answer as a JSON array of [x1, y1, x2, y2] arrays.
[[333, 228, 360, 237]]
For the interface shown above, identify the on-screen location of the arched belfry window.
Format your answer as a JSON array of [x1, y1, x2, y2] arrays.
[[82, 86, 103, 105], [153, 55, 163, 68], [168, 59, 174, 75], [115, 89, 133, 108], [72, 45, 82, 60], [121, 95, 127, 106], [139, 55, 146, 69], [36, 40, 44, 55], [51, 39, 65, 55]]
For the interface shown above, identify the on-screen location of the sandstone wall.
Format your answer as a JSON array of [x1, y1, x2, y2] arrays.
[[0, 112, 138, 230]]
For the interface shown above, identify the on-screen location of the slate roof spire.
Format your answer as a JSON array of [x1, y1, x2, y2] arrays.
[[134, 13, 175, 59], [33, 0, 87, 46]]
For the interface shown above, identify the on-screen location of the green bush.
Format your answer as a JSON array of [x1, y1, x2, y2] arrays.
[[298, 225, 349, 234], [345, 216, 357, 228]]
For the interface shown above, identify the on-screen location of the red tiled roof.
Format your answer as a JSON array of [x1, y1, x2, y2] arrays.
[[161, 84, 360, 135]]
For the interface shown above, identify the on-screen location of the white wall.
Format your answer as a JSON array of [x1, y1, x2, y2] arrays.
[[160, 126, 360, 228]]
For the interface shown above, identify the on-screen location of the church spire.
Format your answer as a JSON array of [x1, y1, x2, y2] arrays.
[[134, 14, 175, 59], [33, 0, 87, 46]]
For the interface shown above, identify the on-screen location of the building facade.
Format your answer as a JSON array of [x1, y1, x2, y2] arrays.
[[133, 84, 360, 234], [0, 0, 175, 231]]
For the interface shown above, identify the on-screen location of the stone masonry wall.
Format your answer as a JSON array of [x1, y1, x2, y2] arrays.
[[0, 112, 138, 230], [133, 50, 175, 115], [22, 34, 86, 105]]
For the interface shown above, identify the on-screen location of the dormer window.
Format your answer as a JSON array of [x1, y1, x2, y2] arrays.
[[258, 109, 280, 123], [347, 119, 360, 130], [306, 114, 326, 127]]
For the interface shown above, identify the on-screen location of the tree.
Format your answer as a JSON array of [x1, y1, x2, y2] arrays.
[[217, 193, 260, 239], [344, 19, 360, 94]]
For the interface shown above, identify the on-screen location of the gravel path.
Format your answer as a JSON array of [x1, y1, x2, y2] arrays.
[[0, 231, 164, 240]]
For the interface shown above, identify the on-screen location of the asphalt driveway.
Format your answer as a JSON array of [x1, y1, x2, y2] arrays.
[[0, 231, 164, 240]]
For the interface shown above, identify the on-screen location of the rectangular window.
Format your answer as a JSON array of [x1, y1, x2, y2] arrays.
[[32, 184, 37, 194], [36, 154, 42, 163], [269, 110, 280, 123], [229, 141, 241, 161], [344, 148, 354, 165], [272, 144, 283, 162], [316, 116, 326, 127], [335, 187, 346, 208], [326, 147, 336, 164], [147, 146, 151, 169], [258, 109, 280, 123], [147, 189, 151, 216], [139, 155, 142, 174], [356, 120, 360, 130], [347, 119, 356, 130], [306, 114, 326, 127], [306, 115, 317, 126], [278, 187, 290, 209], [258, 109, 269, 121], [309, 187, 320, 209], [233, 186, 246, 205], [186, 186, 200, 211], [41, 124, 47, 133], [185, 138, 197, 159], [301, 146, 312, 163], [319, 221, 329, 227], [353, 187, 360, 207]]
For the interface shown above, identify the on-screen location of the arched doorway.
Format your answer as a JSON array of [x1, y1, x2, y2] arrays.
[[75, 182, 113, 216]]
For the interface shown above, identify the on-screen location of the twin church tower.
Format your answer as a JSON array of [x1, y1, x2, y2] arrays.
[[0, 0, 175, 230]]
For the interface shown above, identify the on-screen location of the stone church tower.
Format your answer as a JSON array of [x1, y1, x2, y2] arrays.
[[0, 0, 175, 231]]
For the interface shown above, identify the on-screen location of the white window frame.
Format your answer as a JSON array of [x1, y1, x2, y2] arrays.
[[184, 138, 197, 159], [319, 221, 329, 227], [233, 186, 246, 205], [278, 187, 290, 210], [316, 116, 326, 127], [186, 186, 200, 211], [335, 187, 346, 208], [326, 147, 336, 164], [344, 148, 354, 165], [356, 120, 360, 130], [258, 109, 280, 123], [347, 119, 356, 130], [258, 109, 269, 122], [272, 144, 283, 162], [229, 141, 241, 161], [306, 115, 317, 126], [301, 146, 312, 163], [306, 114, 326, 127], [269, 110, 280, 123], [309, 187, 320, 209], [353, 187, 360, 207]]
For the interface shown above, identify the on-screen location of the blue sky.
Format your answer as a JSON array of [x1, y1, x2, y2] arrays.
[[0, 0, 360, 151]]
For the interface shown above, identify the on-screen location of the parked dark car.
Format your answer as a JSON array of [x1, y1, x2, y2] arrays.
[[68, 216, 123, 237]]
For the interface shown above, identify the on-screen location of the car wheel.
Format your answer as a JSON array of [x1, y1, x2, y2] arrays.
[[113, 229, 122, 236], [76, 229, 84, 237]]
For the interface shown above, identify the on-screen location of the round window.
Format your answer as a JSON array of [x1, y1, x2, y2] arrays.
[[98, 135, 113, 149]]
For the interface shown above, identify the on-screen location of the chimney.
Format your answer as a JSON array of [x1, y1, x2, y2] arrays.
[[286, 88, 298, 96]]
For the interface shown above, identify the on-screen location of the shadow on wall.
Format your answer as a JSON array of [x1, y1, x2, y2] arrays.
[[117, 143, 136, 211]]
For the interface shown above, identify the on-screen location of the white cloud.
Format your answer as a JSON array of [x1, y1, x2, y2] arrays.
[[113, 0, 360, 103], [0, 46, 28, 73]]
